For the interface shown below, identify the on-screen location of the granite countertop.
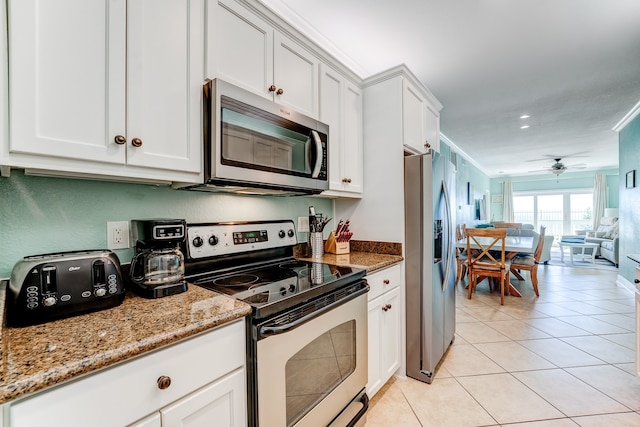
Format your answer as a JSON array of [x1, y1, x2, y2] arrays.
[[0, 241, 402, 406], [295, 240, 403, 274], [0, 282, 251, 405]]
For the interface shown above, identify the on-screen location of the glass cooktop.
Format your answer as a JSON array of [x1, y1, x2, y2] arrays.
[[190, 258, 365, 319]]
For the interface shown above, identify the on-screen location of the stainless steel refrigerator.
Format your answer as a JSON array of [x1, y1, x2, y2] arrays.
[[404, 150, 456, 384]]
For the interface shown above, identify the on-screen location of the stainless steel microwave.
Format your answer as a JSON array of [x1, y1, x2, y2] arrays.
[[178, 79, 329, 196]]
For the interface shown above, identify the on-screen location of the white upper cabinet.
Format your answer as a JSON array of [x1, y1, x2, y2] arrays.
[[0, 0, 7, 172], [209, 0, 319, 118], [319, 64, 363, 197], [402, 76, 441, 154], [6, 0, 204, 182]]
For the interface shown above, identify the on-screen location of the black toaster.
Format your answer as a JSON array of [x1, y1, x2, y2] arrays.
[[7, 250, 126, 326]]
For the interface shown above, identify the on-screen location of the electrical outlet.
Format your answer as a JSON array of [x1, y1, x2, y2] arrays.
[[107, 221, 130, 250], [298, 216, 309, 233]]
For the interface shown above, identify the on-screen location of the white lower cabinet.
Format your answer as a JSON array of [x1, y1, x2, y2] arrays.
[[366, 265, 402, 398], [7, 320, 247, 427]]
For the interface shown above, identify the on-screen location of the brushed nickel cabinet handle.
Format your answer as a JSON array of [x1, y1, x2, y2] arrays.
[[131, 138, 143, 147], [114, 135, 126, 145], [157, 376, 172, 390]]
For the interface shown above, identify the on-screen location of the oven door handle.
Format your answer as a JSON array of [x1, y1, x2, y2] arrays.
[[259, 285, 368, 337]]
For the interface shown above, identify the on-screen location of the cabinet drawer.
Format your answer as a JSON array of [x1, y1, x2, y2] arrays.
[[9, 320, 246, 427], [367, 264, 402, 301]]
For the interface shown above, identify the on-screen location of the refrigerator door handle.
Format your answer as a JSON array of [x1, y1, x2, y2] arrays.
[[441, 180, 454, 290]]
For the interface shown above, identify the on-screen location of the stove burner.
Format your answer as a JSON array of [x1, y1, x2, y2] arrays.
[[278, 261, 308, 269], [214, 274, 259, 287]]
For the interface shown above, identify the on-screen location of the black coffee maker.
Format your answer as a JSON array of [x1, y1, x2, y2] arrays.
[[130, 219, 187, 298]]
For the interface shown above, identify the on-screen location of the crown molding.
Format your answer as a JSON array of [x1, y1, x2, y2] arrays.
[[613, 99, 640, 132]]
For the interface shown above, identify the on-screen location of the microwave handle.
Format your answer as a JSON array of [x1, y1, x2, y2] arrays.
[[310, 130, 323, 178]]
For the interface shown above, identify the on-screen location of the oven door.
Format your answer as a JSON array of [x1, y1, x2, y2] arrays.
[[255, 285, 368, 427]]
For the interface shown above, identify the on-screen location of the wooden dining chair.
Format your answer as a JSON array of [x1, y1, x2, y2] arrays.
[[465, 228, 510, 305], [455, 224, 467, 284], [510, 226, 546, 297]]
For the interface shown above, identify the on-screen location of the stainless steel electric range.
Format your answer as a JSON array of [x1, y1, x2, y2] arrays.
[[184, 220, 369, 427]]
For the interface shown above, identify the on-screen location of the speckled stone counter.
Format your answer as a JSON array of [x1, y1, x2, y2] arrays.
[[0, 282, 251, 404], [295, 240, 403, 274]]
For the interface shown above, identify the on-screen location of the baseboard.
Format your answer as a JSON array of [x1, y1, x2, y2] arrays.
[[616, 274, 635, 295]]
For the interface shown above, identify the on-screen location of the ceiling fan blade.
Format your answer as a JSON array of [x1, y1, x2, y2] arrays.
[[566, 163, 587, 169]]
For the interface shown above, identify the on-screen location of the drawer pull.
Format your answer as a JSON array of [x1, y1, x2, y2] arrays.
[[382, 304, 392, 312], [383, 279, 390, 285], [114, 135, 126, 145], [635, 279, 640, 284], [157, 376, 172, 390]]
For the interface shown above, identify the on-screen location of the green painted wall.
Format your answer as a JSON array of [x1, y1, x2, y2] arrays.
[[439, 141, 491, 226], [489, 169, 619, 221], [618, 112, 640, 284], [0, 171, 332, 278]]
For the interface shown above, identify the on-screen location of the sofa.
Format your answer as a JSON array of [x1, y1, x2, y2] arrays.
[[576, 217, 619, 266]]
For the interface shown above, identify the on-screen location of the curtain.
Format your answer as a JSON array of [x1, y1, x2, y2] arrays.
[[592, 174, 607, 230], [502, 181, 515, 222]]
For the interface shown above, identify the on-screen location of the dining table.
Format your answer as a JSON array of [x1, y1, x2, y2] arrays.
[[456, 235, 535, 298]]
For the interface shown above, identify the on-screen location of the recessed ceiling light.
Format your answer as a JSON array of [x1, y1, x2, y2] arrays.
[[520, 115, 530, 119], [520, 125, 530, 129]]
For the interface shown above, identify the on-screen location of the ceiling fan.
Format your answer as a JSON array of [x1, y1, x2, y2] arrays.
[[529, 158, 587, 176]]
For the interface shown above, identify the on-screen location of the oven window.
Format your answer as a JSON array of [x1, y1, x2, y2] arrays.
[[285, 320, 356, 426]]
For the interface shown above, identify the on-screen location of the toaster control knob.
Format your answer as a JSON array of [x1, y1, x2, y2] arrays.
[[279, 287, 287, 296], [287, 229, 295, 238], [43, 296, 57, 307], [208, 235, 219, 246], [192, 236, 204, 248], [95, 288, 107, 297], [278, 230, 286, 238]]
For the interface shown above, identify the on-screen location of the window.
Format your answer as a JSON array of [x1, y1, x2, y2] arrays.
[[513, 190, 592, 243]]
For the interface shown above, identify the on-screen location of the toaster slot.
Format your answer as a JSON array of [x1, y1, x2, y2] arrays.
[[41, 265, 57, 294], [93, 260, 106, 286]]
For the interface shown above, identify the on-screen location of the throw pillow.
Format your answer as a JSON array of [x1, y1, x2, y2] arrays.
[[603, 220, 619, 239]]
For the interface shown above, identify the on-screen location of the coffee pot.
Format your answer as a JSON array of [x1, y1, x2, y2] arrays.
[[130, 219, 187, 298]]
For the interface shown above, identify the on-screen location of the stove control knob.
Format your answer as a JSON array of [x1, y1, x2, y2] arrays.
[[192, 236, 203, 247], [43, 296, 57, 307], [94, 288, 107, 297], [287, 229, 295, 238], [279, 287, 287, 296], [208, 235, 219, 246], [278, 230, 286, 238], [288, 284, 296, 293]]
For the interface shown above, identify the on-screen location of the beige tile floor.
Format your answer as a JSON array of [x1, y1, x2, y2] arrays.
[[365, 263, 639, 426]]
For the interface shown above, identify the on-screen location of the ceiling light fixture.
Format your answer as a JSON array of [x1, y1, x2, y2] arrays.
[[520, 115, 530, 119]]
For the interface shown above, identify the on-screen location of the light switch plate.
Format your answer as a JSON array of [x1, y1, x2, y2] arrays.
[[298, 216, 309, 233]]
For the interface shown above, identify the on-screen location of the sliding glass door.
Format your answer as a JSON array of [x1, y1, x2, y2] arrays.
[[513, 190, 592, 243]]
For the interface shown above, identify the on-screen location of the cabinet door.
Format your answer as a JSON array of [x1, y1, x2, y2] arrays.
[[367, 286, 401, 399], [126, 0, 204, 173], [425, 102, 440, 153], [128, 413, 161, 427], [402, 78, 427, 154], [273, 32, 319, 117], [210, 0, 274, 99], [8, 0, 126, 164], [367, 296, 383, 397], [1, 0, 8, 166], [342, 80, 363, 193], [319, 65, 362, 196], [380, 287, 401, 381], [161, 369, 247, 427]]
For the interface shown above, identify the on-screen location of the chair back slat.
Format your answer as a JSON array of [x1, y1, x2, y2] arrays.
[[465, 228, 508, 269]]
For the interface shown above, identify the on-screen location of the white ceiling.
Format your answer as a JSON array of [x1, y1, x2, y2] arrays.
[[260, 0, 640, 177]]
